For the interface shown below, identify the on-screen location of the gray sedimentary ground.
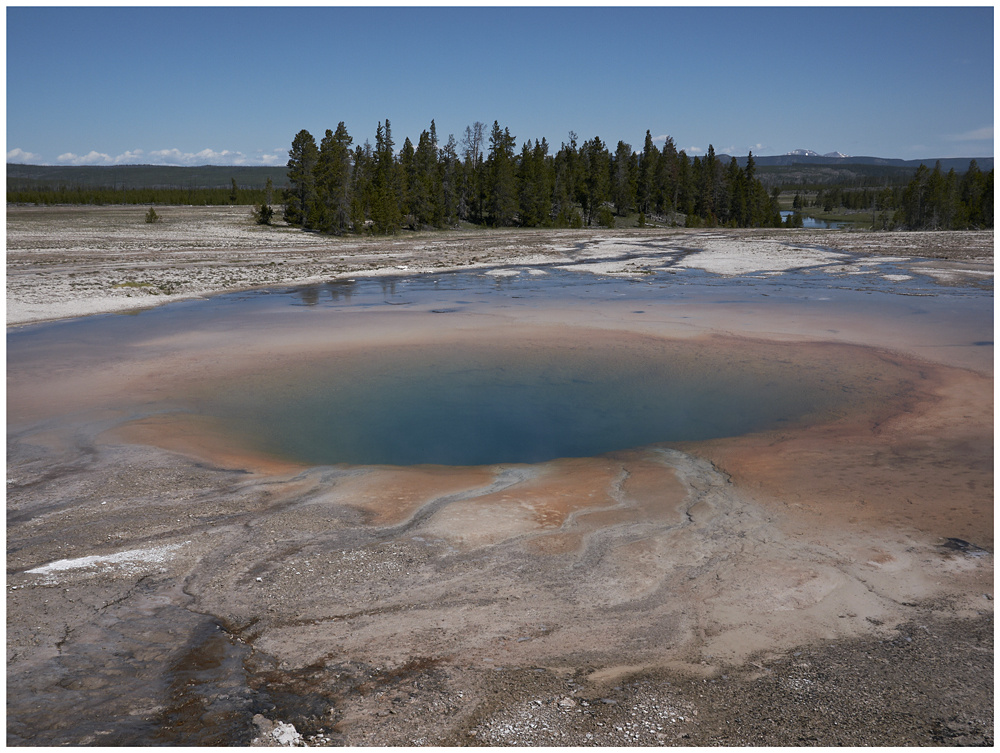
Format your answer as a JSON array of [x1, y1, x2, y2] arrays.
[[6, 208, 993, 745]]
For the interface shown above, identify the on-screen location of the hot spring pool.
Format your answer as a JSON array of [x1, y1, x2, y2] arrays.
[[178, 330, 908, 467], [9, 261, 983, 470]]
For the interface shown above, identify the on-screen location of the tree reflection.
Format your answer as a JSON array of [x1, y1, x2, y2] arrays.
[[296, 286, 320, 306], [324, 280, 356, 301]]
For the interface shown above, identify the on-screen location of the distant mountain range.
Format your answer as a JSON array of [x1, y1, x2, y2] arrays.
[[5, 152, 993, 192], [785, 149, 851, 159], [726, 150, 991, 171], [6, 164, 291, 189]]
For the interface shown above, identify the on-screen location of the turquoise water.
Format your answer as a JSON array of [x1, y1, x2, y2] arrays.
[[190, 336, 896, 466]]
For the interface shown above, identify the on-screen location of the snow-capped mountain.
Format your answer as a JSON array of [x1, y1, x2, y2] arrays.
[[785, 149, 850, 158]]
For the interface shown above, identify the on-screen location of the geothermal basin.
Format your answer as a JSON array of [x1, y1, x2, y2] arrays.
[[6, 231, 994, 746]]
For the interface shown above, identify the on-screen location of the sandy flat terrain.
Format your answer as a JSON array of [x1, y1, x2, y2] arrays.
[[5, 206, 994, 746]]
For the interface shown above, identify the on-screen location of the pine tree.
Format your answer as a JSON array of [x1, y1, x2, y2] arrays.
[[744, 151, 764, 226], [426, 121, 445, 226], [674, 150, 693, 219], [440, 133, 461, 226], [252, 202, 274, 225], [611, 140, 637, 216], [959, 160, 992, 228], [517, 141, 540, 226], [898, 163, 930, 229], [725, 157, 745, 226], [484, 121, 517, 226], [414, 124, 444, 227], [579, 136, 609, 226], [656, 137, 679, 215], [350, 141, 374, 233], [371, 120, 401, 233], [285, 129, 319, 227], [460, 122, 486, 223], [552, 133, 580, 225], [316, 122, 353, 234], [399, 136, 417, 227], [637, 130, 658, 215], [534, 140, 552, 226], [694, 144, 720, 224]]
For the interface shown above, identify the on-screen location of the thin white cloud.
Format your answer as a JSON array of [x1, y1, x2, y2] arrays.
[[13, 147, 281, 166], [116, 149, 147, 164], [194, 148, 247, 165], [148, 148, 190, 163], [147, 148, 252, 165], [946, 126, 993, 142], [7, 148, 41, 163], [57, 150, 114, 165], [258, 151, 283, 165], [685, 146, 704, 155], [56, 150, 143, 165], [48, 147, 273, 166]]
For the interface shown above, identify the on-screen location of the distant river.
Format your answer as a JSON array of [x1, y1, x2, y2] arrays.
[[780, 210, 847, 228]]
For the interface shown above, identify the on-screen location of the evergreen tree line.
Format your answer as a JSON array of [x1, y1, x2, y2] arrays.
[[7, 179, 277, 207], [283, 120, 786, 234], [893, 160, 992, 230], [812, 186, 901, 213], [788, 160, 992, 230]]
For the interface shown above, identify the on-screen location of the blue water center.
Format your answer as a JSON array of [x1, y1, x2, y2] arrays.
[[188, 333, 904, 467]]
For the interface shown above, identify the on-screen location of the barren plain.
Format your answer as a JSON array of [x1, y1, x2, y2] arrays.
[[6, 205, 994, 746]]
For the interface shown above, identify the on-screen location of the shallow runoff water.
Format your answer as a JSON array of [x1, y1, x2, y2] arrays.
[[7, 239, 992, 468]]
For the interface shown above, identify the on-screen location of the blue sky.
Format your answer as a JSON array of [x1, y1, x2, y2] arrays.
[[6, 5, 994, 166]]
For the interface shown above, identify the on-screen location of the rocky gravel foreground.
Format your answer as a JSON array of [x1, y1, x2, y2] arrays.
[[326, 608, 993, 747]]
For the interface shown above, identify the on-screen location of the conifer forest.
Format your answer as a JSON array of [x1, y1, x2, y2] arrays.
[[282, 120, 992, 235], [282, 120, 786, 234]]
